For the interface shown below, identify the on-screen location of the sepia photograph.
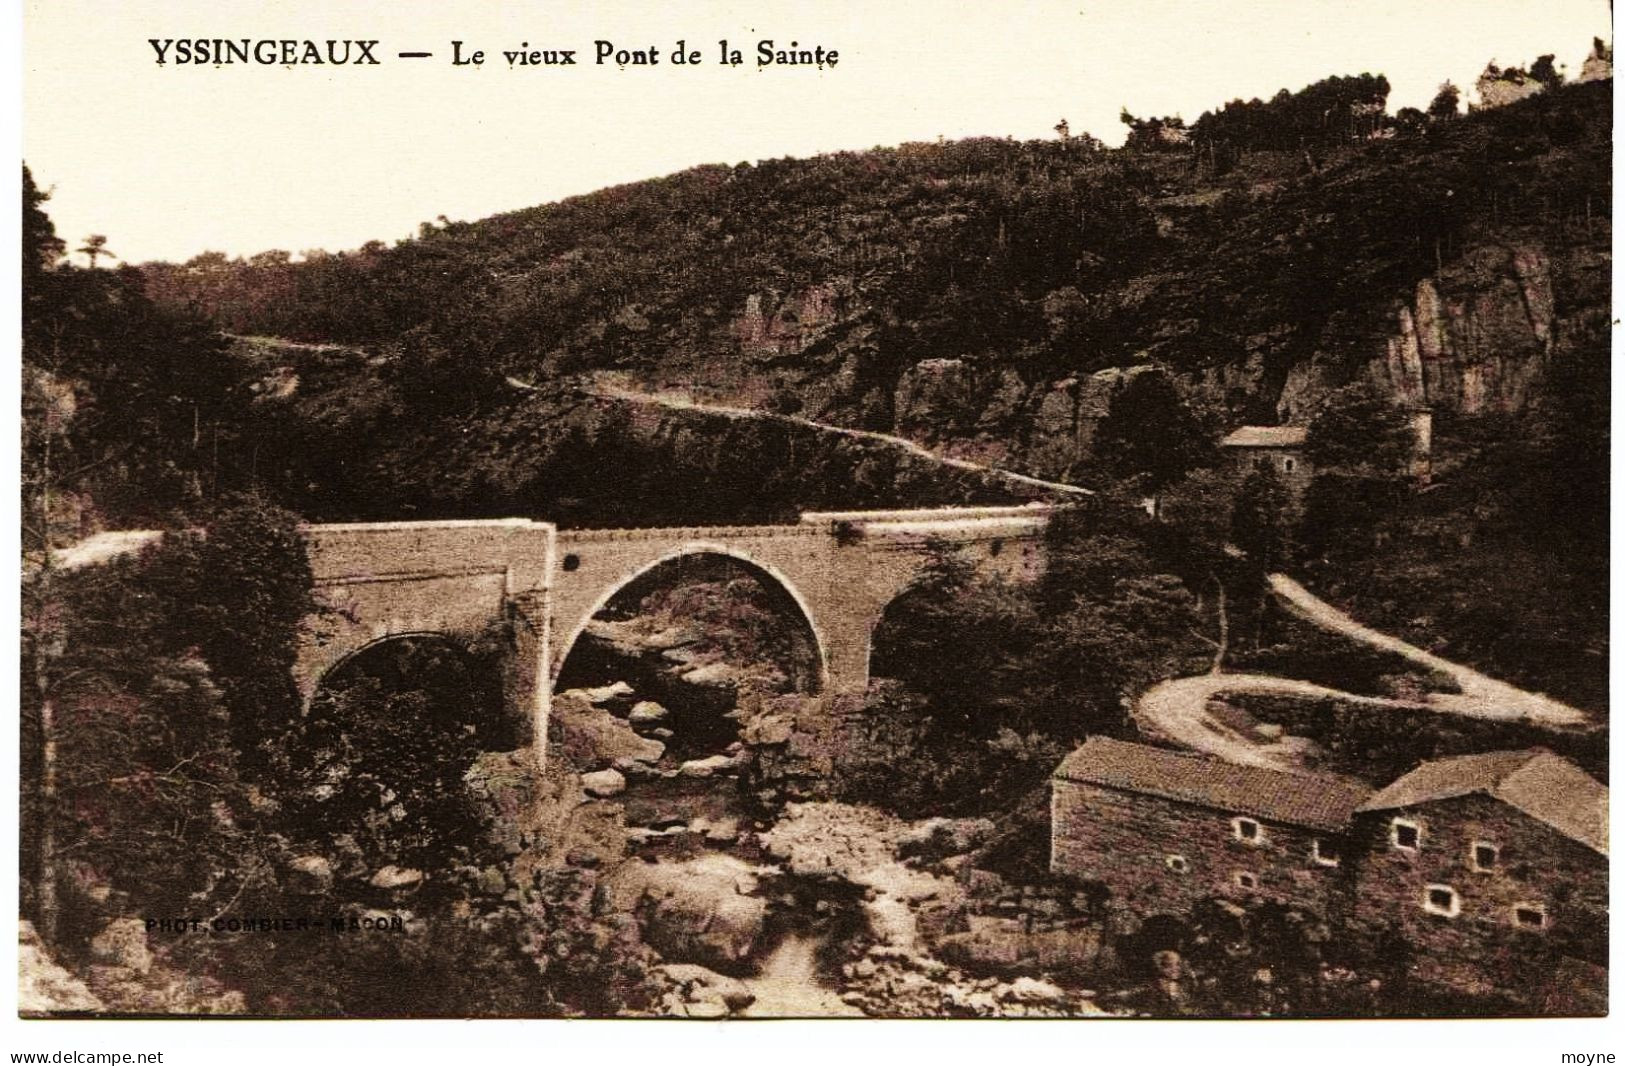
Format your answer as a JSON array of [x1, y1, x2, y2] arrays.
[[13, 0, 1615, 1048]]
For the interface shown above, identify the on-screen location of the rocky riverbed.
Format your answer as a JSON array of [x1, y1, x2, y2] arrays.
[[542, 655, 1118, 1017]]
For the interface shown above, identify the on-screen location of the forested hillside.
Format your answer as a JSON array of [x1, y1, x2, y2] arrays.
[[141, 77, 1609, 462]]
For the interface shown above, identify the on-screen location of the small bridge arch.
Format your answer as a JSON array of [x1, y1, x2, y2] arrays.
[[315, 629, 471, 689]]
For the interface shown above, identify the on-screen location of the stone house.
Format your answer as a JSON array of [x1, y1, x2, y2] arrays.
[[1220, 426, 1311, 483], [1345, 750, 1608, 992], [1219, 425, 1313, 515], [1050, 740, 1608, 1004], [1219, 407, 1433, 514], [1050, 738, 1369, 919]]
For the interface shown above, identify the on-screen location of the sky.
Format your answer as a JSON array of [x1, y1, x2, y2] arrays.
[[22, 0, 1614, 265]]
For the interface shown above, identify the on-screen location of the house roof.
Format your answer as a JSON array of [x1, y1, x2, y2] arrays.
[[1054, 737, 1371, 833], [1221, 426, 1308, 449], [1358, 750, 1608, 856]]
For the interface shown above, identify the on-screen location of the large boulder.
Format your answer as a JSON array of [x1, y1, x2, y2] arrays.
[[578, 681, 635, 706], [629, 855, 767, 970], [463, 749, 539, 855], [369, 866, 424, 899], [629, 700, 669, 727], [551, 690, 664, 770], [581, 769, 627, 799], [285, 855, 334, 896], [678, 754, 741, 778], [742, 712, 794, 746], [655, 962, 757, 1015], [19, 922, 105, 1015], [934, 916, 1103, 975]]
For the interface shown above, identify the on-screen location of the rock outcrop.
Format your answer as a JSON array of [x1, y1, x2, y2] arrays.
[[19, 922, 105, 1015], [1279, 239, 1608, 421]]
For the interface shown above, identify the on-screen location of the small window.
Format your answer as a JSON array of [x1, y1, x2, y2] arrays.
[[1283, 458, 1296, 473], [562, 553, 582, 572], [1512, 903, 1547, 930], [1312, 838, 1342, 867], [1234, 871, 1258, 890], [1232, 817, 1264, 845], [1423, 884, 1460, 917], [1471, 842, 1499, 872], [1391, 818, 1421, 851], [1165, 854, 1189, 874]]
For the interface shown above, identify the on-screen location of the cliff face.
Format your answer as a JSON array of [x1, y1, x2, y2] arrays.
[[653, 218, 1606, 480], [788, 219, 1605, 475], [1278, 228, 1610, 421]]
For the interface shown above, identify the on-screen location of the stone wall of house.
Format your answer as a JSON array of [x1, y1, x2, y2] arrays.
[[1223, 446, 1314, 505], [1344, 794, 1608, 996], [1050, 780, 1349, 920]]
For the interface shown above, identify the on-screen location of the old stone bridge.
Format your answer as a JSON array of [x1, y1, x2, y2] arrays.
[[297, 503, 1057, 764]]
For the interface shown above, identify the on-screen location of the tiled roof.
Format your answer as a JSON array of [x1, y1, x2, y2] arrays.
[[1358, 749, 1608, 856], [1054, 737, 1371, 833], [1221, 426, 1308, 448]]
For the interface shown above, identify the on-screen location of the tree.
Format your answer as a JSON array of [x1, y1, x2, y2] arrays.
[[182, 498, 318, 775], [1530, 54, 1563, 89], [1427, 81, 1461, 122], [1303, 383, 1414, 475], [21, 526, 289, 949], [1393, 106, 1428, 135], [76, 234, 114, 268], [23, 166, 64, 283], [1231, 465, 1289, 569], [288, 634, 506, 875], [1093, 369, 1216, 517]]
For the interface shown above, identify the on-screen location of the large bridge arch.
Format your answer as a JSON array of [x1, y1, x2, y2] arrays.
[[549, 540, 832, 694]]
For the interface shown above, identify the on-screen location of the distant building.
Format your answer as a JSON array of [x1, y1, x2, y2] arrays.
[[1219, 406, 1432, 505], [1219, 425, 1313, 508], [1050, 739, 1609, 1008], [1220, 425, 1309, 476]]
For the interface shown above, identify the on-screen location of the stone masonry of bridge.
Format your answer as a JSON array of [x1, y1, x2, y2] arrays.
[[296, 504, 1057, 766]]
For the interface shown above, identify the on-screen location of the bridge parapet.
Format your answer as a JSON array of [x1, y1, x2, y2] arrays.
[[799, 503, 1057, 526], [302, 518, 555, 592], [556, 524, 819, 543]]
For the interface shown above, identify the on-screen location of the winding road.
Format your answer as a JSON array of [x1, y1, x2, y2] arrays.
[[584, 373, 1093, 501], [1134, 573, 1595, 773]]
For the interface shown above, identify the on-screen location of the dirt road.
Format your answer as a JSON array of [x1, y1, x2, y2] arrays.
[[587, 374, 1092, 500], [1134, 574, 1595, 772]]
